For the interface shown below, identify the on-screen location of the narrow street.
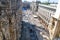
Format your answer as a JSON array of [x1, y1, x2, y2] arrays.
[[20, 10, 38, 40], [20, 10, 49, 40]]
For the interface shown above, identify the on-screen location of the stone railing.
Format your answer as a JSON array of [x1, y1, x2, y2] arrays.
[[37, 4, 56, 25]]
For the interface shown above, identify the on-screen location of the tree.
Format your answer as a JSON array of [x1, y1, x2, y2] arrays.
[[36, 1, 41, 4]]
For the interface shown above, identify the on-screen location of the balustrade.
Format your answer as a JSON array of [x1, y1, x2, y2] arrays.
[[37, 4, 56, 25]]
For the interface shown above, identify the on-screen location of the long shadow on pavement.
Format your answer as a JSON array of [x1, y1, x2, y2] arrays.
[[20, 21, 44, 40]]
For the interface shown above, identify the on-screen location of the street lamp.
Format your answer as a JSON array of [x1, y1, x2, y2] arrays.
[[36, 0, 39, 12], [48, 0, 50, 4]]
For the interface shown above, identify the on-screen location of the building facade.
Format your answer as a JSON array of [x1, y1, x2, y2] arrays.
[[0, 0, 22, 40]]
